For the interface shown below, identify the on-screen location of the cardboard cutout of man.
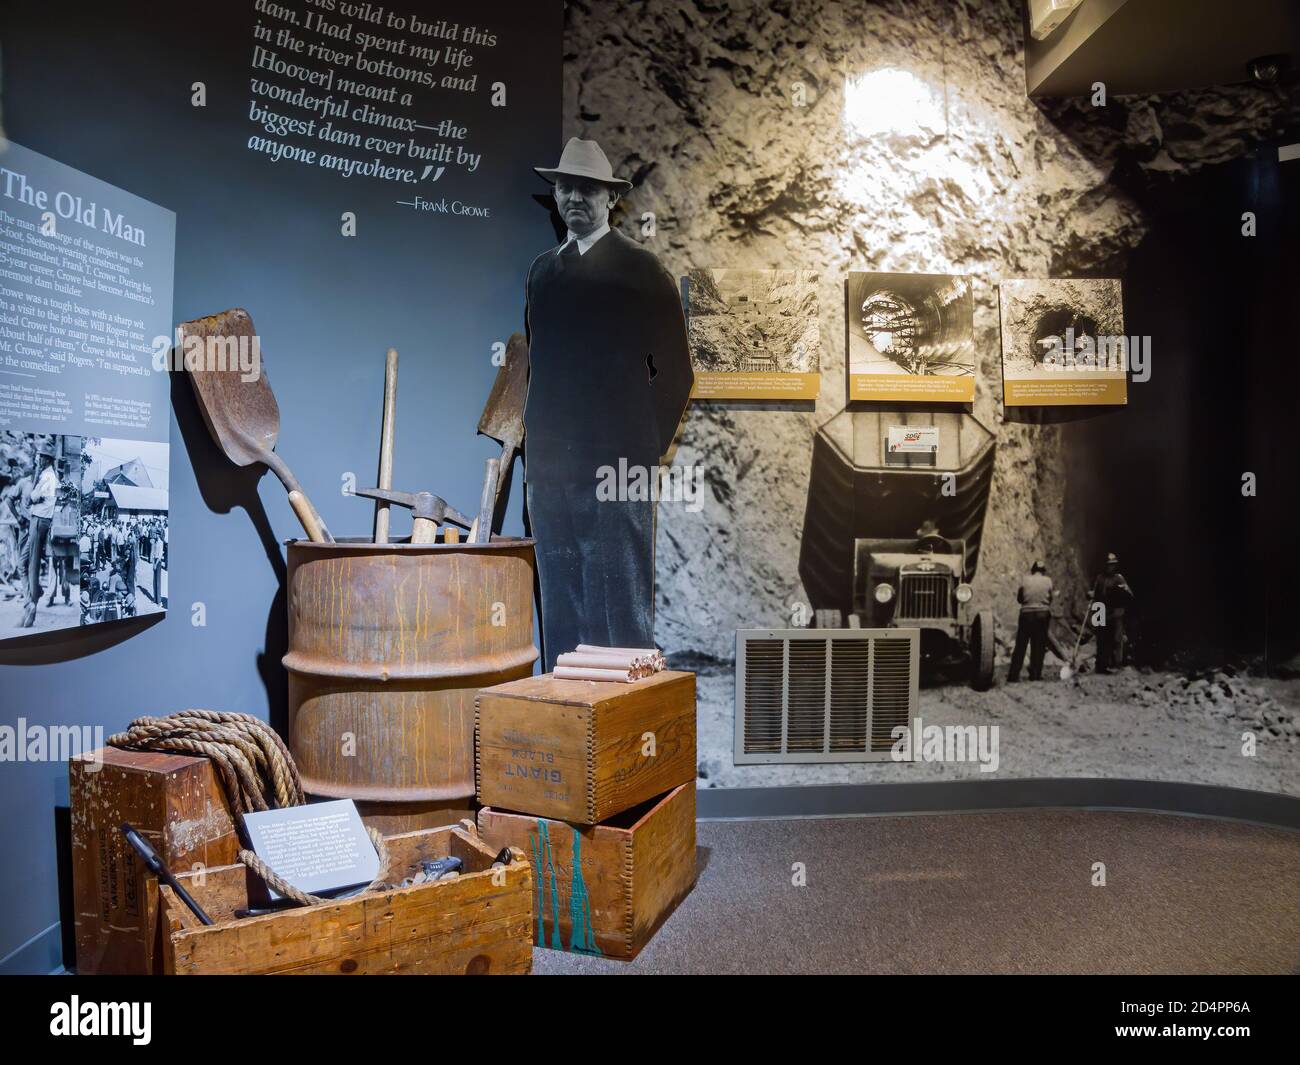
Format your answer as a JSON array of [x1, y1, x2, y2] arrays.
[[524, 138, 693, 670]]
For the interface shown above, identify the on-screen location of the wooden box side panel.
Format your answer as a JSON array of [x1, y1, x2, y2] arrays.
[[475, 693, 592, 822], [162, 828, 533, 976], [478, 808, 634, 959], [629, 783, 697, 955], [70, 751, 238, 975], [590, 674, 696, 823]]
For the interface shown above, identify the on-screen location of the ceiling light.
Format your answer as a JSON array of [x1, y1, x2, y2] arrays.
[[1029, 0, 1084, 41]]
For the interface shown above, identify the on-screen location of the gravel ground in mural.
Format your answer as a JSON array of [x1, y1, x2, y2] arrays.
[[691, 659, 1299, 794]]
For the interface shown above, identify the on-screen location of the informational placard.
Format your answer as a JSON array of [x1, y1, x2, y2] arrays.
[[0, 142, 174, 639], [998, 278, 1128, 407], [885, 424, 939, 467], [685, 269, 821, 400], [846, 272, 975, 403], [242, 799, 379, 900]]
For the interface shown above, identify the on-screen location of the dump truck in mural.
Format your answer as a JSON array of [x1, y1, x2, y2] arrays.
[[798, 410, 997, 690]]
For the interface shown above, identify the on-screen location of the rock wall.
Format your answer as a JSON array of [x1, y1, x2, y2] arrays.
[[560, 0, 1294, 662]]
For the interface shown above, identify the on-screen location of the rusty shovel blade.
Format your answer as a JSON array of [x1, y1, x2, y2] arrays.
[[177, 308, 280, 471], [477, 332, 528, 450], [177, 307, 333, 542], [476, 332, 528, 535]]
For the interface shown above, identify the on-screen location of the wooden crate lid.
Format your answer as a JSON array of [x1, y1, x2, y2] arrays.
[[74, 747, 211, 775], [478, 669, 693, 708]]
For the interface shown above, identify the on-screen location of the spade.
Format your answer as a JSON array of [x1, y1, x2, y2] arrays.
[[177, 308, 333, 542], [475, 332, 528, 537]]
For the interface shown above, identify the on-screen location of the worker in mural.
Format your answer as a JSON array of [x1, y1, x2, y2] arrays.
[[0, 456, 24, 597], [1091, 551, 1135, 673], [1009, 560, 1054, 682], [19, 439, 59, 627], [523, 137, 693, 669]]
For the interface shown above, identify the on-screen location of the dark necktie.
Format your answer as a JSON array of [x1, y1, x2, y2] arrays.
[[560, 240, 579, 262]]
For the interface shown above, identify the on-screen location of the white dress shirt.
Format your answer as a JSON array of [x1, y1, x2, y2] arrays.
[[558, 222, 610, 256], [29, 466, 58, 520]]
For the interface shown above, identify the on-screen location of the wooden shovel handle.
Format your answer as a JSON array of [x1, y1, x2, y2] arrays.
[[471, 457, 500, 544], [411, 516, 438, 544], [373, 348, 398, 545], [263, 452, 334, 543], [288, 490, 329, 543]]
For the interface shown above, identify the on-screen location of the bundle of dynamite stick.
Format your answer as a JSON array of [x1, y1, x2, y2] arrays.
[[553, 644, 667, 683]]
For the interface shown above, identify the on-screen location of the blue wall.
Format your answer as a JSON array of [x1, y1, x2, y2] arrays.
[[0, 0, 561, 970]]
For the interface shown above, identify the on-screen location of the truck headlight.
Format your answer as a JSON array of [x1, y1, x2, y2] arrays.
[[955, 583, 973, 604], [874, 582, 894, 604]]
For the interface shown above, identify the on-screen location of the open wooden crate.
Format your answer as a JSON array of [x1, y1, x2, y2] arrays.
[[479, 782, 696, 960], [155, 821, 532, 975]]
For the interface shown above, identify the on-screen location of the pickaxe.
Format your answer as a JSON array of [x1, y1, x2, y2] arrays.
[[352, 487, 472, 544]]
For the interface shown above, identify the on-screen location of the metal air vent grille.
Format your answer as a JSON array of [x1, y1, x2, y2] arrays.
[[734, 628, 920, 764]]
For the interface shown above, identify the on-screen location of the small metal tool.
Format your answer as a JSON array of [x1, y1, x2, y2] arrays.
[[121, 823, 213, 926]]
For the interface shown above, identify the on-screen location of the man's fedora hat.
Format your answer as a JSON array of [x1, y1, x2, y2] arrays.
[[535, 137, 633, 194]]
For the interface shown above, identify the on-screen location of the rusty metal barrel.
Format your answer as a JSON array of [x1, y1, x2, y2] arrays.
[[284, 537, 537, 833]]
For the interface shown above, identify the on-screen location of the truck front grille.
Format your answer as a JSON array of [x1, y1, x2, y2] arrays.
[[898, 573, 951, 620]]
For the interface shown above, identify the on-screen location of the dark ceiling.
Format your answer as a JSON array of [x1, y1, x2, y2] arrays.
[[1025, 0, 1300, 97]]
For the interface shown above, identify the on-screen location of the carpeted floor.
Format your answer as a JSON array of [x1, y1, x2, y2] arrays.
[[532, 809, 1300, 975]]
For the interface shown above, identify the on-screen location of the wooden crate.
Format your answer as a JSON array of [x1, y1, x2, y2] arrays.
[[70, 747, 239, 974], [478, 782, 696, 960], [476, 670, 695, 823], [157, 821, 533, 975]]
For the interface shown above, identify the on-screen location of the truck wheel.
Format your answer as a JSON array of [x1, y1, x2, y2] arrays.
[[971, 609, 995, 690], [813, 608, 844, 629]]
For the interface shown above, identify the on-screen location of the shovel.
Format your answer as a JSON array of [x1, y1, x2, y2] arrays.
[[475, 332, 528, 537], [1059, 598, 1095, 681], [178, 308, 333, 543]]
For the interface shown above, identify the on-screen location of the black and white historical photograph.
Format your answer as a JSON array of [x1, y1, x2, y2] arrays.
[[0, 432, 84, 638], [685, 268, 821, 375], [77, 438, 170, 625], [998, 278, 1127, 401], [846, 272, 975, 379]]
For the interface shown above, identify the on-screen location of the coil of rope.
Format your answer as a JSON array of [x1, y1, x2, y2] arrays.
[[108, 709, 388, 907]]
